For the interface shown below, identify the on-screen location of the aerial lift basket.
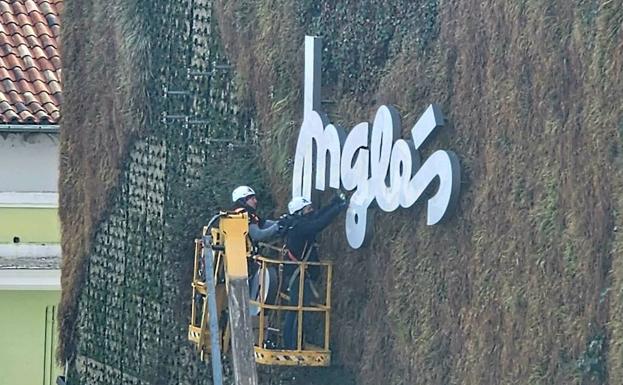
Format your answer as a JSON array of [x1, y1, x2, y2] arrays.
[[188, 216, 332, 367]]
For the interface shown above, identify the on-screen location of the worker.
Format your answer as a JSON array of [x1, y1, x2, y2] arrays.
[[282, 193, 347, 350], [231, 185, 283, 314], [231, 185, 282, 243]]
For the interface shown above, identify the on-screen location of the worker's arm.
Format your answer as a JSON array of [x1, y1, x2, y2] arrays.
[[295, 201, 344, 236], [248, 221, 279, 241]]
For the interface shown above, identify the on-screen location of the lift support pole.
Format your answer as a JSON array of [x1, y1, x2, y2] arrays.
[[202, 234, 224, 385], [220, 214, 259, 385]]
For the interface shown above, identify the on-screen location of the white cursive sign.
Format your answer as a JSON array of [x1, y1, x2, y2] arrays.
[[292, 36, 461, 249]]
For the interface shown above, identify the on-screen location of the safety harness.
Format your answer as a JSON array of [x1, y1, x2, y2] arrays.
[[233, 206, 260, 225], [282, 242, 320, 299]]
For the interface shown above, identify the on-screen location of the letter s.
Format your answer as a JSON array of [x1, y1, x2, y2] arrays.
[[404, 150, 461, 225]]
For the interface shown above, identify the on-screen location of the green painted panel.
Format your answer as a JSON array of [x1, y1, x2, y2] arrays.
[[0, 207, 60, 243], [0, 290, 62, 385]]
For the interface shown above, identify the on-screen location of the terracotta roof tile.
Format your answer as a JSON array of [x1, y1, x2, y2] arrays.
[[12, 2, 27, 15], [24, 1, 38, 14], [39, 1, 54, 15], [15, 78, 33, 93], [21, 53, 34, 69], [48, 79, 60, 94], [27, 26, 40, 37], [16, 13, 31, 26], [25, 66, 45, 82], [0, 0, 61, 124], [24, 33, 37, 46], [33, 108, 46, 119], [15, 101, 28, 113], [23, 91, 38, 105], [49, 54, 59, 68], [45, 12, 58, 25], [33, 21, 50, 37], [21, 22, 37, 38], [2, 108, 17, 121], [42, 45, 53, 58], [31, 80, 46, 94], [5, 22, 20, 36], [28, 11, 45, 26], [39, 33, 53, 48], [0, 100, 10, 112], [2, 78, 15, 91], [0, 66, 9, 80], [18, 110, 33, 122], [37, 89, 53, 104]]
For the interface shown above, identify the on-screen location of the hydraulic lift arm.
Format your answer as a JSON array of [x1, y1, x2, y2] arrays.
[[219, 213, 259, 385]]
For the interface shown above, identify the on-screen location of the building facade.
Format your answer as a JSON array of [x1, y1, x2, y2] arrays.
[[0, 1, 63, 384]]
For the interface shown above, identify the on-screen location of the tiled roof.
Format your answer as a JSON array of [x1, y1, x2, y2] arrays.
[[0, 0, 61, 124]]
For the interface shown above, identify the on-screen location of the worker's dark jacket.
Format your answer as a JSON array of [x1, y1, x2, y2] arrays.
[[284, 200, 343, 281]]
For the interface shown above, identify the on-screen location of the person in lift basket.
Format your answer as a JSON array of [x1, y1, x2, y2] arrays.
[[231, 185, 283, 245], [281, 192, 347, 350], [231, 185, 289, 273]]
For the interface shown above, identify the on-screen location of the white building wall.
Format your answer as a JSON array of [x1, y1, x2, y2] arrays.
[[0, 133, 59, 192]]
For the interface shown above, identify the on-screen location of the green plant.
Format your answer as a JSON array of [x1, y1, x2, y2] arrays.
[[576, 331, 607, 382]]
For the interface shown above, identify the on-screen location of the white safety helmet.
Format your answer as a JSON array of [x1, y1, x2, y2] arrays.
[[288, 196, 312, 215], [232, 185, 256, 202]]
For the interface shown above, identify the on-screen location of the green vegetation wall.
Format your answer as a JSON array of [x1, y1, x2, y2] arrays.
[[60, 0, 623, 385], [59, 0, 267, 383]]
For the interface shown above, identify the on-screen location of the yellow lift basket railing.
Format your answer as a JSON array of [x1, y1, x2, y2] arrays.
[[188, 222, 333, 367], [251, 253, 332, 366]]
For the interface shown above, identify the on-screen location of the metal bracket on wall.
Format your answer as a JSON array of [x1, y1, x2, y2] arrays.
[[187, 69, 211, 79], [161, 113, 189, 124], [163, 86, 192, 98], [213, 63, 231, 70], [186, 63, 231, 79]]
